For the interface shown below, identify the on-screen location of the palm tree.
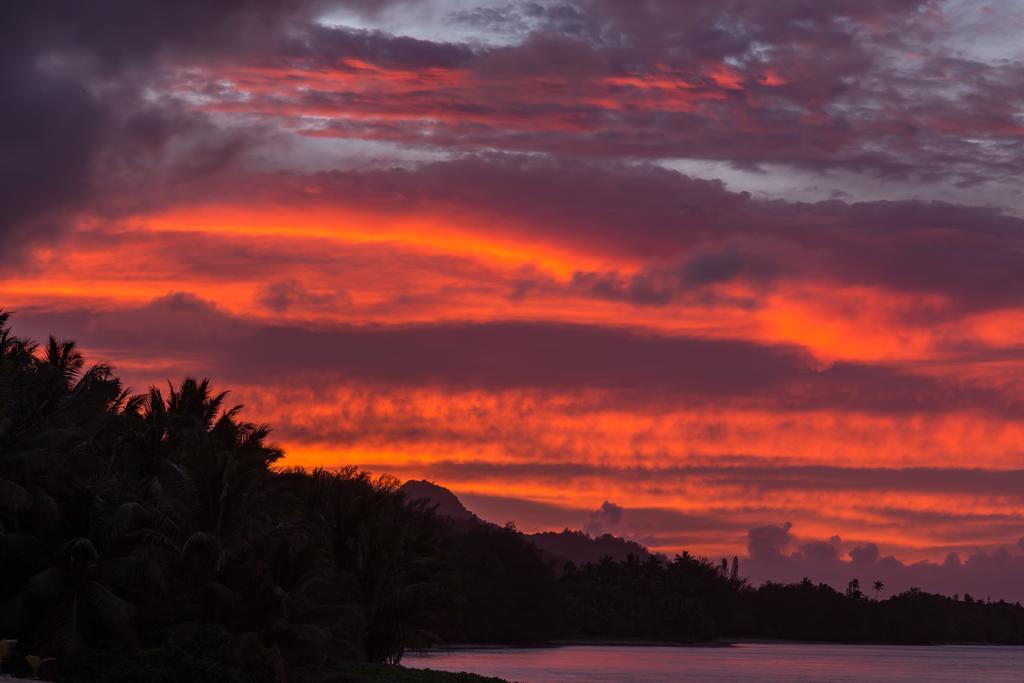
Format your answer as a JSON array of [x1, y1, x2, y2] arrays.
[[0, 312, 459, 677], [1, 537, 133, 657], [874, 580, 885, 601]]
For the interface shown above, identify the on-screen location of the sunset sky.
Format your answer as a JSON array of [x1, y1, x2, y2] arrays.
[[5, 0, 1024, 598]]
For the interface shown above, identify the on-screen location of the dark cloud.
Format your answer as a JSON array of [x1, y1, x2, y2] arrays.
[[9, 1, 1023, 281], [306, 156, 744, 256], [568, 271, 676, 306], [7, 0, 1024, 269], [581, 0, 928, 61], [11, 293, 1019, 416], [680, 244, 781, 288], [567, 242, 782, 307], [257, 279, 350, 313], [9, 292, 811, 396], [0, 0, 334, 264], [359, 459, 1024, 501], [250, 155, 1024, 315], [262, 1, 1024, 185], [288, 24, 477, 70], [448, 2, 590, 39]]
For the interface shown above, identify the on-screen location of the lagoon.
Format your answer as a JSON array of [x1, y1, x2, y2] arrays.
[[405, 643, 1024, 682]]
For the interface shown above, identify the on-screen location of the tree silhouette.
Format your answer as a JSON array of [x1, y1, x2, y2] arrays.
[[3, 310, 1024, 680], [0, 313, 458, 679]]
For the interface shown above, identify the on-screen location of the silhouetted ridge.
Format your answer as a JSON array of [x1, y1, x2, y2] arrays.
[[530, 529, 651, 566], [400, 479, 478, 522], [398, 479, 653, 566]]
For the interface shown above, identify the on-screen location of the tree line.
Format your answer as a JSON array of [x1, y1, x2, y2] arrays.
[[0, 312, 455, 681], [2, 312, 1024, 681]]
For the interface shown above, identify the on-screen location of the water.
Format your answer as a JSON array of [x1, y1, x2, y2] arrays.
[[404, 643, 1024, 682]]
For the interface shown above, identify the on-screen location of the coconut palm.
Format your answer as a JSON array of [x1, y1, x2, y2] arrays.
[[0, 312, 456, 679]]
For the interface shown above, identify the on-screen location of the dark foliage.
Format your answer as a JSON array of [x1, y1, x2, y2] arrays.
[[0, 312, 455, 681], [422, 488, 1024, 648], [529, 529, 650, 566], [554, 559, 1024, 645], [3, 312, 1024, 682], [442, 521, 563, 644], [557, 552, 748, 642]]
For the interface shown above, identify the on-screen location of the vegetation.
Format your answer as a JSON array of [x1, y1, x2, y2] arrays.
[[0, 312, 457, 681], [558, 557, 1024, 645], [3, 312, 1024, 680]]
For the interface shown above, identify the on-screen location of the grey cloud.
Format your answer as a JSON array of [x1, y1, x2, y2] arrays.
[[744, 522, 1024, 604], [584, 501, 624, 536], [357, 459, 1024, 502], [0, 0, 322, 265], [257, 279, 351, 313]]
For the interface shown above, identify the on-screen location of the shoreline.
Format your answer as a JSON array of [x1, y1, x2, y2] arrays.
[[412, 639, 727, 652], [410, 638, 1024, 654]]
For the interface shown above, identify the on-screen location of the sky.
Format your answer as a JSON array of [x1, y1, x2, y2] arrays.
[[4, 0, 1024, 599]]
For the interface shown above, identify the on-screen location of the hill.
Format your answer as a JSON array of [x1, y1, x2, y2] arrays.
[[399, 480, 651, 566], [530, 529, 651, 565], [400, 480, 479, 523]]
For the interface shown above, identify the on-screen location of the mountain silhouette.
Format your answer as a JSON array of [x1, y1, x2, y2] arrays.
[[400, 480, 479, 522], [399, 480, 651, 566], [530, 529, 651, 565]]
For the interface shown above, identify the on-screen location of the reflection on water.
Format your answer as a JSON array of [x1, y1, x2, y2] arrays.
[[405, 643, 1024, 682]]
